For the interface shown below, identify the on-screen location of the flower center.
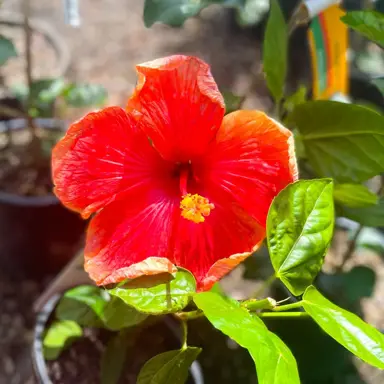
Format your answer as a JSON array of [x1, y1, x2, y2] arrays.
[[178, 163, 214, 223], [180, 193, 214, 223]]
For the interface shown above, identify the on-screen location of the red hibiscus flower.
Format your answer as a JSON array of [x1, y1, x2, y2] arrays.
[[52, 55, 297, 291]]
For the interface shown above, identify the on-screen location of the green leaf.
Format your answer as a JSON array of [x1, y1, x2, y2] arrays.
[[143, 0, 241, 28], [338, 197, 384, 227], [343, 266, 376, 304], [222, 90, 244, 114], [267, 179, 334, 295], [109, 270, 196, 315], [303, 286, 384, 369], [56, 285, 147, 330], [103, 296, 147, 331], [101, 330, 134, 384], [137, 347, 201, 384], [0, 35, 17, 66], [263, 0, 287, 102], [194, 292, 300, 384], [43, 320, 82, 360], [292, 100, 384, 183], [143, 0, 206, 27], [341, 11, 384, 47], [56, 285, 108, 327], [283, 85, 307, 114], [333, 184, 378, 208], [64, 83, 107, 108]]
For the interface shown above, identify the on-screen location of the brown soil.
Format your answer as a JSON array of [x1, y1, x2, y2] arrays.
[[44, 320, 195, 384], [0, 125, 62, 196]]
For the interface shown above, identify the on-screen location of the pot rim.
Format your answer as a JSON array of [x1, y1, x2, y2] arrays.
[[0, 118, 67, 206], [32, 293, 204, 384]]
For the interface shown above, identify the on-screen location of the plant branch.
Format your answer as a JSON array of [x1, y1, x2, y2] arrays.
[[338, 225, 363, 271], [174, 309, 204, 321], [272, 301, 303, 312], [258, 311, 309, 318], [242, 298, 276, 311], [22, 0, 37, 135]]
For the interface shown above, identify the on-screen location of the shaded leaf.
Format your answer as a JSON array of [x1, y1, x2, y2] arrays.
[[137, 347, 201, 384], [194, 292, 300, 384], [222, 90, 244, 114], [56, 285, 147, 330], [101, 330, 134, 384], [103, 296, 147, 331], [267, 179, 334, 295], [263, 0, 287, 102], [43, 320, 82, 360], [0, 35, 17, 66], [338, 197, 384, 227], [55, 285, 107, 327], [334, 183, 378, 208], [64, 83, 107, 108], [292, 100, 384, 183], [342, 11, 384, 47], [143, 0, 242, 27], [303, 286, 384, 369], [109, 270, 196, 315]]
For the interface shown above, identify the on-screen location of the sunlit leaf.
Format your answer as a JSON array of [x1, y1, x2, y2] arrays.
[[137, 348, 201, 384], [109, 270, 196, 315], [43, 320, 82, 360], [194, 292, 300, 384], [342, 11, 384, 47], [263, 0, 287, 102], [267, 179, 334, 295], [333, 184, 378, 208], [291, 101, 384, 183], [303, 286, 384, 369]]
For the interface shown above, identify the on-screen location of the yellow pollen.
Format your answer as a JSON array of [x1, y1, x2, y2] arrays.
[[180, 193, 214, 224]]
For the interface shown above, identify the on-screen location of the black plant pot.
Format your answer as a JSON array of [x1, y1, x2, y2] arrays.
[[32, 294, 204, 384], [0, 118, 86, 277]]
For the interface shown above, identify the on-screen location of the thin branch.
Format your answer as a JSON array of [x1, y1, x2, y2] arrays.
[[22, 0, 37, 135]]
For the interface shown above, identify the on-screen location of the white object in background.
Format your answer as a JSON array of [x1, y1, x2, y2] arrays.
[[330, 92, 353, 103], [304, 0, 341, 18], [63, 0, 81, 27]]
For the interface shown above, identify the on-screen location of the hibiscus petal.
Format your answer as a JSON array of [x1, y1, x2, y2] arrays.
[[84, 186, 180, 285], [173, 192, 265, 290], [126, 55, 225, 162], [52, 106, 166, 218], [199, 110, 298, 226]]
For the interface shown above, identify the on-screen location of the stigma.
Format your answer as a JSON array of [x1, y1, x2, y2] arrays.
[[180, 193, 214, 223]]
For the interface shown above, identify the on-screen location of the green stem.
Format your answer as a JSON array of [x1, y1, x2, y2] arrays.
[[272, 301, 303, 312], [181, 320, 188, 350], [258, 311, 309, 318], [252, 274, 276, 298], [174, 309, 204, 321], [242, 298, 276, 311]]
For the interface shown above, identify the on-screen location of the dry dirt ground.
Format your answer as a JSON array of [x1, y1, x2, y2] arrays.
[[0, 1, 384, 383]]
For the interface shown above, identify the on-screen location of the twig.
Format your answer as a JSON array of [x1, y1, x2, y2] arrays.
[[22, 0, 37, 135], [338, 225, 363, 271]]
